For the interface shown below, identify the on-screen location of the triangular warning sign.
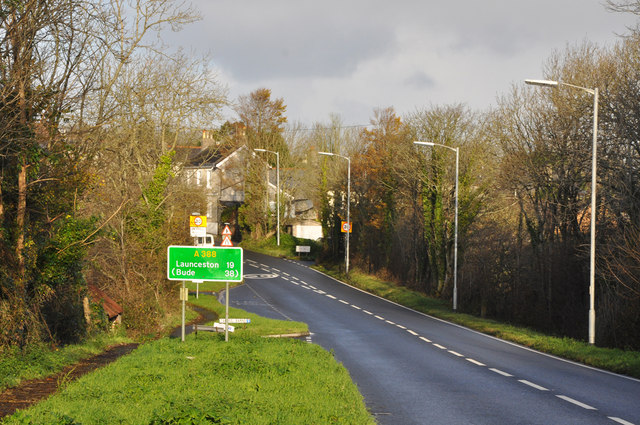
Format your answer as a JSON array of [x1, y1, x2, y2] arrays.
[[222, 225, 232, 236], [221, 235, 233, 246]]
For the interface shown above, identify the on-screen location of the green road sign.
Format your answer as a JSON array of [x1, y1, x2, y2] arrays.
[[167, 246, 243, 282]]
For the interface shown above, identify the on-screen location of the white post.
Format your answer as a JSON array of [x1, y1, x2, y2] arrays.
[[413, 141, 460, 311], [453, 147, 459, 311], [525, 79, 598, 345], [589, 88, 598, 345], [318, 152, 351, 275], [276, 151, 280, 246], [346, 157, 351, 275]]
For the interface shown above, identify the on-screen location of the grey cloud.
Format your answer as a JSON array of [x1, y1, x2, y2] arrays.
[[179, 0, 398, 82], [404, 71, 435, 88]]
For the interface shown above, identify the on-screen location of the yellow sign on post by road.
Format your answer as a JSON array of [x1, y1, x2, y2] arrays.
[[190, 215, 207, 237], [341, 221, 352, 233], [190, 215, 207, 227]]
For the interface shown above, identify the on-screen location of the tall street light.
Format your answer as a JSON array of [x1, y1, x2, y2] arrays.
[[319, 151, 351, 275], [414, 141, 460, 311], [525, 78, 599, 345], [254, 148, 280, 246]]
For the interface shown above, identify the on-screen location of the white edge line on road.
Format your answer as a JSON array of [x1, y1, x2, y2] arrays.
[[556, 395, 597, 410], [489, 368, 513, 377], [518, 380, 548, 391], [466, 358, 486, 367], [305, 265, 640, 383], [608, 417, 635, 425]]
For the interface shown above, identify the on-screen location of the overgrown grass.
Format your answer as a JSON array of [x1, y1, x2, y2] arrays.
[[3, 300, 373, 425], [188, 293, 309, 337], [240, 233, 320, 261], [0, 331, 131, 392], [1, 300, 200, 392], [315, 264, 640, 379]]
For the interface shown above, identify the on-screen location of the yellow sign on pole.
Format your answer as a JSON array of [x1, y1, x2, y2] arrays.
[[341, 221, 352, 233], [189, 215, 207, 227]]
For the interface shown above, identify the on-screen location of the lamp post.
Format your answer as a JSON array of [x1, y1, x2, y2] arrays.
[[525, 78, 598, 345], [414, 141, 459, 311], [254, 149, 280, 246], [319, 151, 351, 275]]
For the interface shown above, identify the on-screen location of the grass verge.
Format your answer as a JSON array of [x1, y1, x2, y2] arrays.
[[313, 264, 640, 379], [3, 297, 373, 425], [0, 332, 132, 392], [188, 293, 308, 337], [240, 233, 320, 261]]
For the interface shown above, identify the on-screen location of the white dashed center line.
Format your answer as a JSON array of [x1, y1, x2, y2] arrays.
[[448, 350, 464, 357], [518, 380, 548, 391], [466, 358, 486, 367], [433, 343, 447, 350], [419, 336, 431, 343], [556, 395, 596, 410], [489, 368, 513, 377], [608, 417, 634, 425]]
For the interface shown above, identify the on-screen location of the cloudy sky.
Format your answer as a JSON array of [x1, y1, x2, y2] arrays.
[[169, 0, 638, 126]]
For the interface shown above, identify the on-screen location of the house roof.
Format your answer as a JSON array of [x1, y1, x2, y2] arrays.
[[88, 284, 123, 320]]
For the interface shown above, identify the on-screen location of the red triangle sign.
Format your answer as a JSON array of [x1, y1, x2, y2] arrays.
[[221, 235, 233, 246], [222, 225, 232, 236]]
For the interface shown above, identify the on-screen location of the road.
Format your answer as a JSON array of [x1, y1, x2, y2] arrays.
[[228, 251, 640, 425]]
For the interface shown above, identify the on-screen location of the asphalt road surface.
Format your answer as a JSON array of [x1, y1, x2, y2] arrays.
[[228, 251, 640, 425]]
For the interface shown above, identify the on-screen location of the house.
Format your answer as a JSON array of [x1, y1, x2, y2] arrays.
[[179, 129, 323, 241]]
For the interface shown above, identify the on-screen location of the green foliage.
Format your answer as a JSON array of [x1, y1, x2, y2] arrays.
[[188, 293, 308, 336], [237, 157, 267, 238]]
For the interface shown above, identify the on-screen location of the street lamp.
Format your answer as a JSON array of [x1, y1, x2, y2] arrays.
[[319, 151, 351, 275], [414, 141, 459, 311], [525, 78, 599, 345], [254, 148, 280, 246]]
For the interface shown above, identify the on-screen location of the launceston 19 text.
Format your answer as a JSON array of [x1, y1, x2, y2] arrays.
[[174, 261, 220, 269]]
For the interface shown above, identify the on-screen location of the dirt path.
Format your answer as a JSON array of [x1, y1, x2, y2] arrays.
[[0, 343, 139, 418], [0, 303, 217, 419]]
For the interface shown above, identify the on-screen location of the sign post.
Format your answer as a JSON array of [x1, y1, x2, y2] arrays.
[[167, 246, 243, 342]]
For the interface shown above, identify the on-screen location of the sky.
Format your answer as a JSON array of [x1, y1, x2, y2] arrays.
[[168, 0, 638, 127]]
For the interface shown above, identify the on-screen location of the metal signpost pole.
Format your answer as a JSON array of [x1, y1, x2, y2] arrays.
[[225, 281, 230, 342], [181, 280, 186, 342]]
